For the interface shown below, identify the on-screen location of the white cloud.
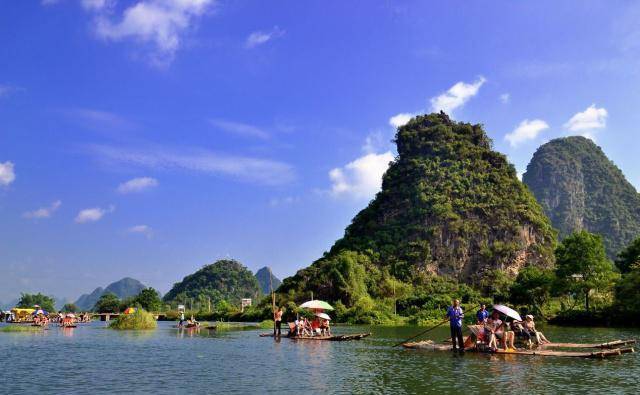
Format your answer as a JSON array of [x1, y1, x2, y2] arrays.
[[209, 119, 269, 139], [24, 200, 62, 219], [268, 196, 299, 207], [389, 113, 414, 128], [500, 93, 510, 104], [127, 224, 153, 238], [61, 108, 136, 133], [245, 26, 285, 49], [81, 0, 112, 11], [75, 205, 114, 224], [430, 76, 486, 114], [0, 161, 16, 186], [362, 131, 388, 154], [90, 144, 295, 186], [564, 104, 608, 139], [92, 0, 215, 64], [0, 84, 20, 98], [117, 177, 158, 194], [329, 152, 394, 199], [505, 119, 549, 148]]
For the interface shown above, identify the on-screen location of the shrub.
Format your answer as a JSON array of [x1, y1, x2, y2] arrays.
[[109, 309, 157, 330]]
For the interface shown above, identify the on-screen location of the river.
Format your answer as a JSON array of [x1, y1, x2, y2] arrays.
[[0, 322, 637, 394]]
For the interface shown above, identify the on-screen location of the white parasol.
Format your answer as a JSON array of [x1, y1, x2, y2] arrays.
[[492, 304, 522, 321]]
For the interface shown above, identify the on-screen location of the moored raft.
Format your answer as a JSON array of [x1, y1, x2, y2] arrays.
[[402, 340, 636, 359], [542, 339, 637, 349], [260, 333, 371, 341]]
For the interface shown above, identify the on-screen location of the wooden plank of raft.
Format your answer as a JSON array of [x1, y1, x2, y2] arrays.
[[402, 341, 635, 358], [543, 339, 636, 349]]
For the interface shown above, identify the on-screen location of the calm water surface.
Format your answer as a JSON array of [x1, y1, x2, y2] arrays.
[[0, 322, 637, 394]]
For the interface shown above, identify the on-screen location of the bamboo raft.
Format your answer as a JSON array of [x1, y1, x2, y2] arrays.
[[259, 333, 371, 341], [542, 339, 636, 349], [403, 340, 636, 359]]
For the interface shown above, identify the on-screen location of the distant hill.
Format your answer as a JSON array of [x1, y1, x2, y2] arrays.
[[523, 136, 640, 258], [255, 267, 282, 295], [163, 259, 261, 305], [74, 278, 146, 311]]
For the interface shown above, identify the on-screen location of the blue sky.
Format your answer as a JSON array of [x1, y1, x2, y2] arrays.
[[1, 0, 640, 303]]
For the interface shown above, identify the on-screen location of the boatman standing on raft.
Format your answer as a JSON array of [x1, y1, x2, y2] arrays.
[[274, 307, 283, 337], [445, 299, 465, 353]]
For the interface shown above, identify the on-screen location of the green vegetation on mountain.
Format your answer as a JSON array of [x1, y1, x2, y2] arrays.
[[523, 136, 640, 259], [163, 259, 262, 306], [255, 267, 282, 295], [277, 113, 556, 322]]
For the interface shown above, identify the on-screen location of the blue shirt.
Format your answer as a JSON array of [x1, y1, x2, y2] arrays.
[[476, 309, 489, 323], [446, 306, 464, 328]]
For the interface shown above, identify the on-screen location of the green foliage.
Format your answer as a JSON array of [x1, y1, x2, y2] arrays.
[[109, 309, 157, 330], [278, 113, 555, 310], [524, 136, 640, 259], [614, 269, 640, 317], [17, 293, 55, 312], [163, 259, 261, 306], [509, 266, 555, 316], [129, 288, 163, 312], [61, 303, 78, 313], [94, 292, 121, 313], [555, 231, 619, 311], [479, 269, 514, 304], [616, 236, 640, 274], [0, 325, 43, 333]]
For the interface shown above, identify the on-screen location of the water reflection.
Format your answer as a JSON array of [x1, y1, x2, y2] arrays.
[[0, 322, 637, 394]]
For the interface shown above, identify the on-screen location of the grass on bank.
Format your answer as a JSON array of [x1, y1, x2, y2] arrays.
[[109, 309, 157, 330], [0, 325, 43, 333]]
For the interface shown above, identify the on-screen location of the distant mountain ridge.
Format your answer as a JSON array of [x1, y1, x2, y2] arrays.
[[523, 136, 640, 258], [255, 267, 282, 295], [74, 278, 146, 311]]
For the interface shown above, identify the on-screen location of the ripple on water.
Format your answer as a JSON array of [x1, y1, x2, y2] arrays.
[[0, 323, 637, 394]]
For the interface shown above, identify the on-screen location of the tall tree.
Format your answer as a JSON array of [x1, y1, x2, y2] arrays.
[[17, 293, 55, 312], [616, 237, 640, 274], [131, 288, 163, 311], [61, 303, 78, 313], [509, 266, 555, 316], [555, 231, 619, 311], [94, 292, 120, 313]]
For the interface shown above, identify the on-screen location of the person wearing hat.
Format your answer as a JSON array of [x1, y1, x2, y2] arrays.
[[523, 315, 550, 344]]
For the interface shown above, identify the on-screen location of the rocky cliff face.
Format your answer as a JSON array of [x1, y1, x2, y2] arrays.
[[280, 113, 556, 304], [255, 267, 282, 295], [523, 136, 640, 258]]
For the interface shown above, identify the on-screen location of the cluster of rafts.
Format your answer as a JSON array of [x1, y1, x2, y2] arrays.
[[259, 300, 635, 359]]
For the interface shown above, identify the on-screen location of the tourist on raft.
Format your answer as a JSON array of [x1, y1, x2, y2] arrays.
[[485, 311, 506, 351], [445, 299, 465, 352], [476, 304, 489, 324], [524, 315, 549, 344]]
